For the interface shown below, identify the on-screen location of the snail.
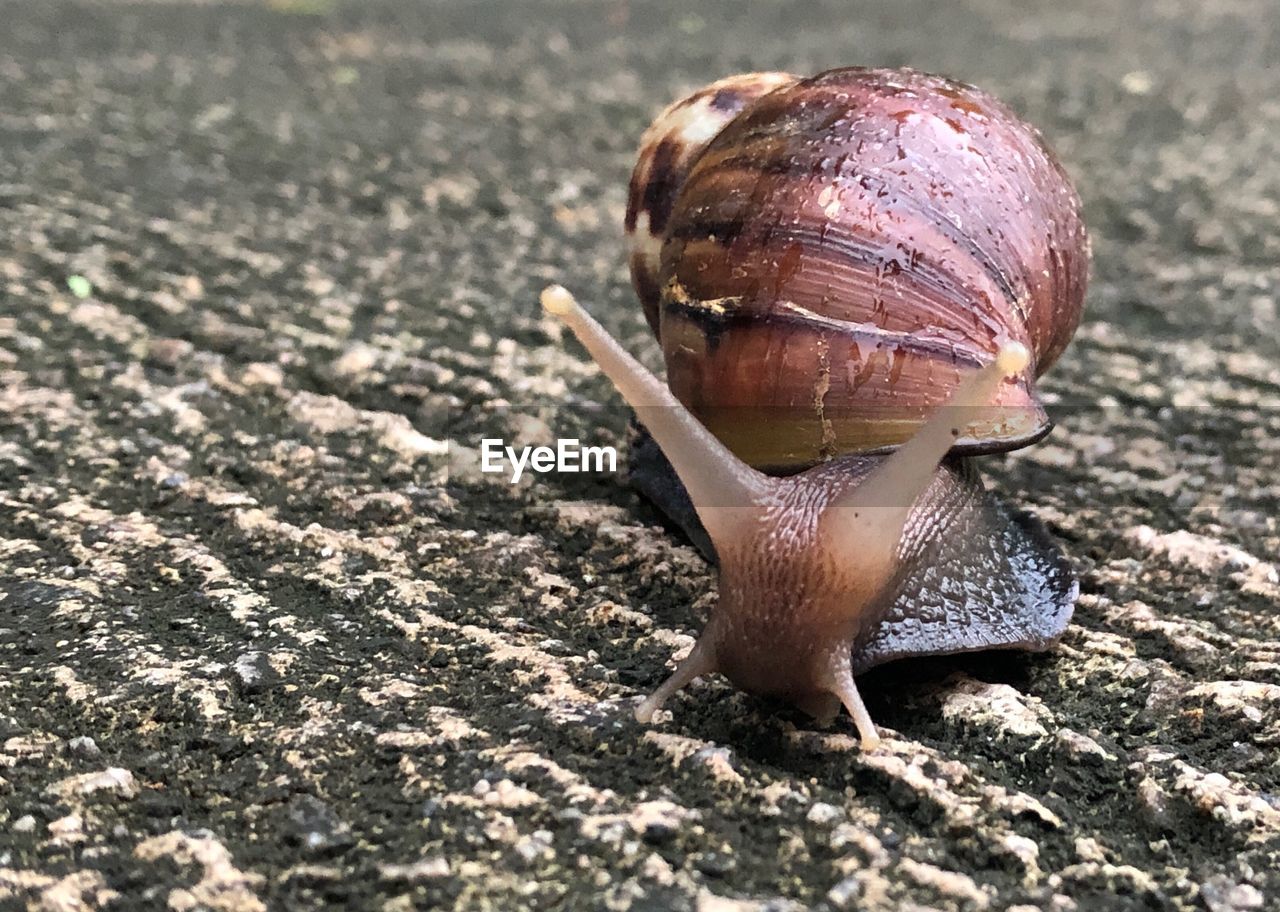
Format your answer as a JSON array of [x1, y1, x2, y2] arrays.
[[542, 67, 1087, 749]]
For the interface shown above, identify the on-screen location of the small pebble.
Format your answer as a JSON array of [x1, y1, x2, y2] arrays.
[[826, 876, 863, 910], [806, 802, 843, 826], [67, 736, 101, 758]]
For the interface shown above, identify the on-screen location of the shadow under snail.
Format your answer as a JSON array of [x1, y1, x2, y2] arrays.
[[542, 67, 1088, 749]]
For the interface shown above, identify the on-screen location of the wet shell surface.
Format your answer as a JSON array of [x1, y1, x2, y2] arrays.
[[625, 71, 800, 335], [626, 67, 1089, 468]]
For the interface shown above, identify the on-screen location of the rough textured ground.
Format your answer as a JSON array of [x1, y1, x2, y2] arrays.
[[2, 1, 1279, 910]]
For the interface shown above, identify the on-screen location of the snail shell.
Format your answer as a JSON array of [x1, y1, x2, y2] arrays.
[[626, 67, 1089, 468]]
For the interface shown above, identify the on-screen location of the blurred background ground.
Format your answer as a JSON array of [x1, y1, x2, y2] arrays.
[[1, 1, 1278, 909]]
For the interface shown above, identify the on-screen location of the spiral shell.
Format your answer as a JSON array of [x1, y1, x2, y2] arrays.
[[625, 72, 800, 335], [627, 67, 1089, 468]]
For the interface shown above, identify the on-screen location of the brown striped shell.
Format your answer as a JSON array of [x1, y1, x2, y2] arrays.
[[625, 71, 801, 335], [625, 67, 1089, 469]]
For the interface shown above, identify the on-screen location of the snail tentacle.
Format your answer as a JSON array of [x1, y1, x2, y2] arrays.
[[542, 286, 776, 542], [818, 341, 1031, 574], [633, 638, 718, 724], [827, 660, 881, 750]]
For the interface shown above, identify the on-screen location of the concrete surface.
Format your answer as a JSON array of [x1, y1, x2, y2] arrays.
[[1, 1, 1278, 909]]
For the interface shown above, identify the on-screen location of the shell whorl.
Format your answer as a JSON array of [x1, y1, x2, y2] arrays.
[[625, 72, 800, 335], [627, 67, 1089, 468]]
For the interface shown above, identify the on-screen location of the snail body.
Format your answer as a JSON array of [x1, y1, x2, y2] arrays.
[[543, 67, 1086, 748]]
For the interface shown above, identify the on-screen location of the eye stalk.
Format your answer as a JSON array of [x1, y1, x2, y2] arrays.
[[542, 286, 1031, 750]]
